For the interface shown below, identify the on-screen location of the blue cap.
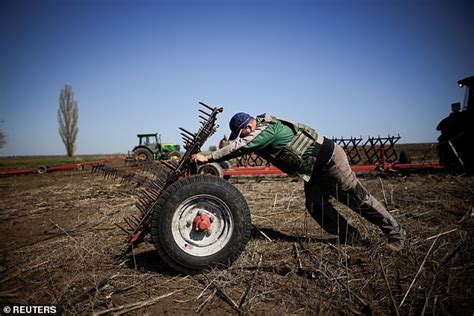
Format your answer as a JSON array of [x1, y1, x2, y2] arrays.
[[229, 112, 251, 141]]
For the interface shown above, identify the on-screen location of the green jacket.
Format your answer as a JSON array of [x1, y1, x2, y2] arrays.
[[208, 114, 322, 181]]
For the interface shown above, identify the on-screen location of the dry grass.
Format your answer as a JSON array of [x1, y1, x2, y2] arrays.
[[0, 168, 473, 315]]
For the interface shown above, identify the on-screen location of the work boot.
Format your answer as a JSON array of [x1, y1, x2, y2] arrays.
[[387, 226, 407, 252]]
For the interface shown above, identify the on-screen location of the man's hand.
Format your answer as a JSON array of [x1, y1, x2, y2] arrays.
[[191, 153, 209, 164]]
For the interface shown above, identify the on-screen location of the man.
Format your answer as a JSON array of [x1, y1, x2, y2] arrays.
[[218, 134, 229, 149], [192, 112, 406, 250]]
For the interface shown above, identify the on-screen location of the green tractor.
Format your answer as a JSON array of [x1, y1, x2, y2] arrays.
[[131, 133, 181, 162]]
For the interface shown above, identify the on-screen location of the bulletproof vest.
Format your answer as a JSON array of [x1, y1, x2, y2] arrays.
[[256, 114, 323, 176]]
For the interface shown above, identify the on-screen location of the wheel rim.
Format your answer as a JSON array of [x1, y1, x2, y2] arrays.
[[171, 194, 234, 257], [137, 153, 147, 161], [170, 152, 181, 161]]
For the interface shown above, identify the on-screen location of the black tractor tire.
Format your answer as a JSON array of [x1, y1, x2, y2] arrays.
[[134, 148, 153, 162], [197, 162, 224, 178], [398, 150, 411, 164], [37, 165, 48, 174], [219, 161, 232, 180], [219, 161, 232, 169], [151, 174, 252, 275]]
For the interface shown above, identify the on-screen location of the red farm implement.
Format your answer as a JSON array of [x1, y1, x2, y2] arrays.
[[0, 157, 123, 177], [219, 135, 442, 176]]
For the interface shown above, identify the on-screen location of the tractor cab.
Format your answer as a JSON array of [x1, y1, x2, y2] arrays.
[[458, 76, 474, 112], [137, 133, 160, 151], [437, 76, 474, 173]]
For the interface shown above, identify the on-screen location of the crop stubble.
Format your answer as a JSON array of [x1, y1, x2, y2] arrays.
[[0, 167, 473, 315]]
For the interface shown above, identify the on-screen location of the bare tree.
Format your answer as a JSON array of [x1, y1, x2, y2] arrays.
[[0, 128, 5, 149], [58, 85, 79, 157], [0, 119, 5, 149]]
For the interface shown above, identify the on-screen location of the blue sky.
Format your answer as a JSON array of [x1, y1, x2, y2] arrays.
[[0, 0, 472, 156]]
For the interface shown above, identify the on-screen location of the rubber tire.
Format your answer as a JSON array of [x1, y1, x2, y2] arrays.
[[151, 174, 252, 275], [398, 150, 411, 164], [219, 161, 232, 169], [197, 162, 224, 178], [37, 166, 48, 174], [134, 148, 153, 161]]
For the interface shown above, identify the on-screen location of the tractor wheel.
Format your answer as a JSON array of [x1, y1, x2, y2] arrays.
[[134, 148, 153, 162], [398, 150, 411, 164], [151, 174, 252, 275], [219, 161, 232, 169], [197, 163, 224, 178], [169, 151, 181, 161], [37, 166, 48, 174]]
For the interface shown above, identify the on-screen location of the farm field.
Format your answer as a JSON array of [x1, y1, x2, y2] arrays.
[[0, 147, 473, 315], [0, 155, 121, 168]]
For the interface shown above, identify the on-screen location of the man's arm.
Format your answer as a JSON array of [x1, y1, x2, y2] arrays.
[[192, 123, 275, 164]]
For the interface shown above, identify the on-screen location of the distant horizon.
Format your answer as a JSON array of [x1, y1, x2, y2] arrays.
[[0, 141, 438, 158], [1, 0, 472, 156]]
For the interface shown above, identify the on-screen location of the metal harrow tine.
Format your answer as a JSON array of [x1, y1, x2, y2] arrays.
[[135, 200, 149, 214], [198, 101, 215, 111], [91, 163, 104, 173], [160, 160, 178, 172], [179, 127, 196, 137], [198, 109, 211, 117], [130, 214, 142, 224], [124, 217, 138, 231], [115, 223, 131, 234]]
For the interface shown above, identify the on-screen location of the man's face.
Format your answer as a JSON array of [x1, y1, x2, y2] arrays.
[[239, 119, 256, 138], [239, 124, 252, 138]]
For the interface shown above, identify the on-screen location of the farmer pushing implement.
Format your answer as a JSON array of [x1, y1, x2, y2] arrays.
[[192, 112, 407, 251]]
